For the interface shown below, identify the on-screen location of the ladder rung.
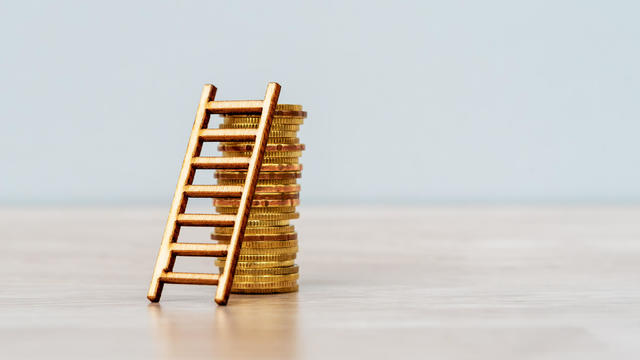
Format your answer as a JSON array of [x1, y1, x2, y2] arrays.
[[176, 214, 236, 226], [199, 128, 258, 141], [260, 163, 303, 172], [192, 157, 250, 169], [184, 185, 243, 198], [160, 272, 220, 285], [207, 100, 263, 114], [170, 243, 228, 256]]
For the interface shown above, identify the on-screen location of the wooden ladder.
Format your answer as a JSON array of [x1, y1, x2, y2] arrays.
[[147, 82, 281, 305]]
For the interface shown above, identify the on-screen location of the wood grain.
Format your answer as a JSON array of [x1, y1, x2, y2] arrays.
[[183, 185, 243, 198], [191, 157, 251, 169], [160, 272, 220, 285], [169, 243, 228, 256], [175, 214, 235, 227], [198, 128, 258, 141], [207, 100, 264, 113]]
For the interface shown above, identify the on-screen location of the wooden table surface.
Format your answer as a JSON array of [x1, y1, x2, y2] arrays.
[[1, 206, 639, 359]]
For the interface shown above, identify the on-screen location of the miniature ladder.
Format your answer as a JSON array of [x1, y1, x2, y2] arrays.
[[147, 82, 281, 305]]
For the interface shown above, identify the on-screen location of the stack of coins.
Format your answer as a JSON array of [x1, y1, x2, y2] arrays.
[[211, 104, 306, 293]]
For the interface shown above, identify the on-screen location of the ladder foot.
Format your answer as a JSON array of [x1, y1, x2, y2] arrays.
[[147, 281, 163, 302], [214, 296, 228, 306]]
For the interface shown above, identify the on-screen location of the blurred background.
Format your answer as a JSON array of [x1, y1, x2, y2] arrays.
[[1, 0, 639, 205]]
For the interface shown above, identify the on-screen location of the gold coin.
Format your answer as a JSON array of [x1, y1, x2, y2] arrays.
[[214, 194, 300, 203], [255, 184, 302, 193], [217, 104, 302, 113], [230, 273, 299, 283], [251, 212, 299, 221], [217, 178, 298, 186], [216, 129, 298, 138], [275, 104, 303, 111], [265, 130, 299, 138], [215, 259, 295, 269], [230, 280, 299, 289], [226, 264, 299, 276], [224, 117, 304, 123], [236, 253, 296, 261], [222, 151, 303, 158], [254, 212, 298, 220], [220, 137, 300, 145], [224, 113, 304, 118], [215, 171, 301, 180], [260, 157, 300, 164], [213, 198, 300, 208], [250, 192, 299, 200], [216, 253, 296, 262], [220, 121, 298, 128], [239, 253, 296, 261], [231, 285, 298, 294], [259, 163, 303, 172], [218, 144, 305, 152], [223, 114, 305, 122], [215, 206, 297, 214], [217, 240, 298, 249], [222, 150, 303, 158], [266, 137, 300, 144], [232, 190, 299, 200], [224, 112, 304, 118], [245, 219, 290, 227], [221, 104, 302, 113], [218, 190, 300, 201], [220, 123, 301, 131], [215, 212, 299, 221], [237, 246, 298, 255], [261, 158, 301, 165], [273, 110, 306, 117], [211, 232, 298, 242], [226, 105, 303, 113], [214, 225, 295, 235], [223, 117, 304, 125]]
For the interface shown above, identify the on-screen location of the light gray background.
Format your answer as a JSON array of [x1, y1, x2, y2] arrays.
[[1, 1, 639, 205]]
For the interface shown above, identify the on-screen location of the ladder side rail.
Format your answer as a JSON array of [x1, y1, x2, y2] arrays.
[[147, 84, 217, 302], [215, 82, 281, 305]]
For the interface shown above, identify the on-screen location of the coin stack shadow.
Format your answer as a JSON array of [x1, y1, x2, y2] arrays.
[[211, 104, 306, 293]]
